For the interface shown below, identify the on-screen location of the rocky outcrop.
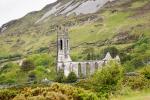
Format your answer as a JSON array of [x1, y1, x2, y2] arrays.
[[0, 20, 18, 33]]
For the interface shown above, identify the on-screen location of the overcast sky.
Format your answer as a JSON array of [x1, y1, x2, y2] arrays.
[[0, 0, 57, 26]]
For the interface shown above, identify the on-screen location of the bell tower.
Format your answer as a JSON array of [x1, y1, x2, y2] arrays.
[[57, 26, 72, 71]]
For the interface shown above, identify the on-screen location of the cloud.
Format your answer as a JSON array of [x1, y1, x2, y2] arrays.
[[0, 0, 57, 26]]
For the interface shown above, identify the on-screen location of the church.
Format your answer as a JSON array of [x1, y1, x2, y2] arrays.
[[57, 26, 120, 77]]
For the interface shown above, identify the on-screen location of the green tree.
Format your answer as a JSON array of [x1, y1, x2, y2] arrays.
[[93, 62, 123, 93], [102, 46, 119, 58], [82, 47, 95, 60], [55, 69, 66, 83], [66, 72, 77, 83]]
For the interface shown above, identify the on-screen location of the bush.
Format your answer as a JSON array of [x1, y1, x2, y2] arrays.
[[27, 54, 54, 67], [82, 47, 96, 60], [66, 72, 77, 83], [28, 71, 37, 82], [13, 83, 98, 100], [76, 61, 124, 99], [55, 69, 66, 83], [141, 66, 150, 80], [123, 74, 149, 90], [92, 62, 123, 97], [76, 62, 124, 99], [21, 59, 35, 71], [0, 89, 17, 100], [102, 46, 119, 58]]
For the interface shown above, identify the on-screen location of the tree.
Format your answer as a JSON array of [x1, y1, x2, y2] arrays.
[[55, 69, 66, 83], [21, 59, 35, 71], [66, 72, 77, 83], [82, 47, 95, 60], [92, 62, 123, 98], [103, 46, 119, 58]]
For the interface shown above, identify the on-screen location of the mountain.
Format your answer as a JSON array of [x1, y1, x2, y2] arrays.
[[0, 0, 150, 57], [0, 0, 150, 93]]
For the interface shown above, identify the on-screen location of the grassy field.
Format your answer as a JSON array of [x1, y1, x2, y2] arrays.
[[112, 90, 150, 100]]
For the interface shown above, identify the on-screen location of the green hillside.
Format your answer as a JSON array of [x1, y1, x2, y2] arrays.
[[0, 0, 150, 99], [0, 0, 150, 83], [0, 0, 149, 55]]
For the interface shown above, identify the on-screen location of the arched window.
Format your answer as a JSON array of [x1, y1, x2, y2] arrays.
[[60, 40, 63, 50], [67, 40, 69, 50], [95, 62, 99, 70], [78, 63, 82, 78], [86, 63, 90, 77]]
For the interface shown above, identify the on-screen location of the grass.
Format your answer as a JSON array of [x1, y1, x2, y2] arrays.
[[0, 0, 150, 86], [112, 89, 150, 100], [130, 0, 149, 9], [0, 0, 150, 55]]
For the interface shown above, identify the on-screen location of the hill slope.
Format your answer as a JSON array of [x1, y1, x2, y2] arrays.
[[0, 0, 150, 58]]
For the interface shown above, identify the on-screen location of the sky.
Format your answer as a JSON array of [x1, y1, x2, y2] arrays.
[[0, 0, 57, 26]]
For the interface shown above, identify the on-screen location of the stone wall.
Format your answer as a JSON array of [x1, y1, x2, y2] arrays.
[[59, 60, 106, 77]]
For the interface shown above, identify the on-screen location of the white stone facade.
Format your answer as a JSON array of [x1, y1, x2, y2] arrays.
[[57, 26, 120, 77]]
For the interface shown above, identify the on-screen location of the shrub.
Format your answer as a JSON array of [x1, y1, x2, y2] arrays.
[[123, 74, 149, 90], [0, 89, 18, 100], [28, 71, 37, 82], [92, 62, 123, 97], [66, 72, 77, 83], [21, 59, 35, 71], [55, 69, 66, 83], [76, 61, 124, 99], [13, 83, 98, 100], [27, 54, 54, 67], [123, 61, 135, 72], [141, 66, 150, 80], [102, 46, 119, 58], [82, 47, 96, 60]]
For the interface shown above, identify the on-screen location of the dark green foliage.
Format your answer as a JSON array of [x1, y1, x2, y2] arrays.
[[82, 47, 96, 60], [76, 62, 124, 99], [28, 71, 37, 82], [27, 54, 55, 67], [102, 46, 119, 58], [92, 62, 123, 98], [55, 69, 66, 83], [119, 52, 131, 64], [141, 66, 150, 80], [0, 63, 19, 84], [123, 61, 135, 72], [66, 72, 77, 83], [21, 59, 35, 71], [121, 36, 150, 71]]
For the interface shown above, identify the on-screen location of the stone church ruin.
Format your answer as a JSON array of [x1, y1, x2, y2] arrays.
[[57, 26, 120, 77]]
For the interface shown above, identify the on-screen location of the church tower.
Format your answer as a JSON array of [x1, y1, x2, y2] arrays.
[[57, 26, 72, 71]]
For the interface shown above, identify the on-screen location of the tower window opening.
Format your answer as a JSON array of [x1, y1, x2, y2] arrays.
[[60, 40, 63, 50], [67, 40, 69, 50]]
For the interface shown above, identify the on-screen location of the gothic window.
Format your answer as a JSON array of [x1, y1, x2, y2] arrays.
[[95, 62, 98, 70], [86, 63, 90, 77], [60, 40, 63, 50], [67, 40, 69, 50], [78, 63, 82, 78]]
